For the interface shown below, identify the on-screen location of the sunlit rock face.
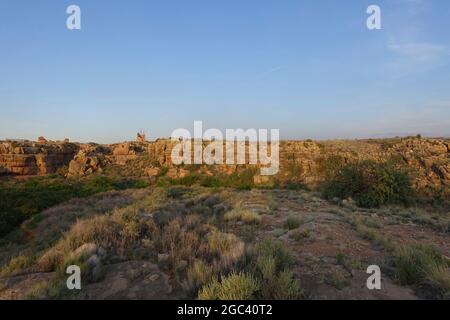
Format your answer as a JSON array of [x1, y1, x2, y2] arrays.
[[1, 137, 449, 197]]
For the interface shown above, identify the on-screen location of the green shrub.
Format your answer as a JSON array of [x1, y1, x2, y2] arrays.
[[166, 187, 189, 199], [336, 252, 347, 265], [322, 160, 413, 208], [261, 270, 301, 300], [284, 216, 302, 230], [254, 239, 301, 299], [175, 174, 201, 186], [254, 238, 295, 273], [316, 155, 346, 180], [285, 182, 309, 191], [200, 168, 258, 190], [158, 168, 258, 190], [198, 272, 260, 300]]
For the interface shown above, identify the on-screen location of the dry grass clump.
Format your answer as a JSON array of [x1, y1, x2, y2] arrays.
[[145, 193, 248, 293], [157, 218, 205, 269], [198, 238, 301, 300], [206, 230, 245, 269], [427, 264, 450, 298], [198, 272, 260, 300], [224, 209, 262, 224], [153, 210, 247, 295], [183, 260, 215, 292], [206, 230, 237, 254], [36, 205, 158, 273], [393, 245, 450, 298], [0, 254, 35, 277]]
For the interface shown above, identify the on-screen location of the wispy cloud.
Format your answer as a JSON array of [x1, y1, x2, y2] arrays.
[[387, 40, 450, 62], [381, 0, 450, 77], [383, 38, 450, 78]]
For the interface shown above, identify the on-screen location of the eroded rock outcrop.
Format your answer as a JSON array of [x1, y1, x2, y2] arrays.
[[67, 144, 111, 177], [0, 140, 77, 175], [1, 137, 449, 197]]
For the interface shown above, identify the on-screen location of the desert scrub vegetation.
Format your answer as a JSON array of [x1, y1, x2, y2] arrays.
[[198, 238, 301, 300], [253, 238, 301, 299], [284, 216, 303, 230], [347, 211, 449, 298], [8, 188, 251, 299], [347, 214, 395, 251], [198, 272, 260, 300], [382, 207, 449, 233], [0, 175, 149, 238], [224, 208, 262, 224], [393, 245, 450, 299], [0, 189, 157, 273], [289, 229, 311, 243], [321, 160, 413, 208], [0, 254, 36, 277], [157, 167, 260, 190], [316, 155, 347, 180]]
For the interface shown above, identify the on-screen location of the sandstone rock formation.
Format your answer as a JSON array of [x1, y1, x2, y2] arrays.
[[0, 140, 77, 175], [67, 144, 110, 177], [1, 137, 449, 197]]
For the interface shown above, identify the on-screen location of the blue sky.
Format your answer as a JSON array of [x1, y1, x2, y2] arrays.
[[1, 0, 450, 143]]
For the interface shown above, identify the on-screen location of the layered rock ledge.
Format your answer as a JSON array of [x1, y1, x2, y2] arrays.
[[1, 138, 449, 197]]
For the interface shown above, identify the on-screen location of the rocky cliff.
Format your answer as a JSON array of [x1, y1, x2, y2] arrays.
[[0, 141, 78, 175], [1, 138, 449, 197]]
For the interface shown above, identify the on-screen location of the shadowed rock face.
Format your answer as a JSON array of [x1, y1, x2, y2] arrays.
[[1, 138, 449, 196]]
